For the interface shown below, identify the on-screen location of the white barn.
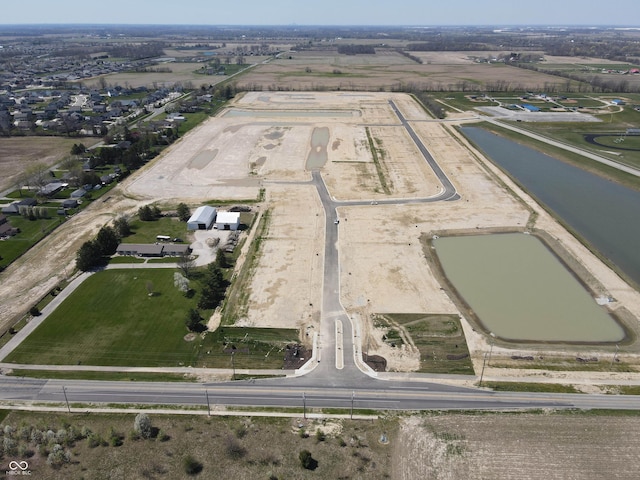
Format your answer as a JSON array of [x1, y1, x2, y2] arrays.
[[215, 211, 240, 230], [187, 206, 217, 230]]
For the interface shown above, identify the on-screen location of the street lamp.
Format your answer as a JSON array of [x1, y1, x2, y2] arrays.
[[610, 344, 620, 370], [350, 391, 355, 420], [231, 351, 236, 380]]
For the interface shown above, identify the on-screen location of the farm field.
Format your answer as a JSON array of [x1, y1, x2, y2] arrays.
[[236, 50, 572, 92], [0, 137, 99, 193]]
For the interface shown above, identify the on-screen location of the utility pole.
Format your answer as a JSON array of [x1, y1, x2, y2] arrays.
[[231, 351, 236, 380], [479, 352, 488, 387], [62, 386, 70, 413], [350, 391, 355, 420], [205, 389, 211, 416]]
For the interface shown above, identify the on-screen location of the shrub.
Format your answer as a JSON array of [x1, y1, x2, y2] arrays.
[[29, 306, 41, 316], [224, 435, 246, 459], [46, 443, 71, 467], [298, 449, 317, 470], [134, 413, 153, 439], [182, 455, 203, 475]]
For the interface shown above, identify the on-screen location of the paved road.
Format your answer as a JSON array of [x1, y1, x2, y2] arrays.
[[2, 375, 640, 412]]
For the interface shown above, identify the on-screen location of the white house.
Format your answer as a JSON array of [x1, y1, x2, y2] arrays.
[[214, 211, 240, 231], [187, 206, 217, 230]]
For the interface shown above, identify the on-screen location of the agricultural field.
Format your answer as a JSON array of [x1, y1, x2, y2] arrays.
[[0, 137, 98, 193], [81, 61, 249, 89], [235, 50, 571, 92]]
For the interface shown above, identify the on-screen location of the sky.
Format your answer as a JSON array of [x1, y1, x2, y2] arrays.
[[2, 0, 640, 26]]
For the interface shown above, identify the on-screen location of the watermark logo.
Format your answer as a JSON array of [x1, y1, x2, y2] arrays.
[[6, 460, 31, 476]]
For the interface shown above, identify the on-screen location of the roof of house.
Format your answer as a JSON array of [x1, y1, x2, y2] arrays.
[[162, 244, 191, 255], [116, 243, 164, 256]]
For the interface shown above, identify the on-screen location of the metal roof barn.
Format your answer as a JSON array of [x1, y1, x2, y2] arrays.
[[187, 206, 217, 230]]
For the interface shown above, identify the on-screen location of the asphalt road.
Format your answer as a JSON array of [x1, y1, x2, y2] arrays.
[[2, 375, 640, 412]]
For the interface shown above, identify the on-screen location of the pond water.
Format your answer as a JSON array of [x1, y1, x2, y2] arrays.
[[434, 233, 625, 342], [306, 127, 330, 169], [461, 126, 640, 288]]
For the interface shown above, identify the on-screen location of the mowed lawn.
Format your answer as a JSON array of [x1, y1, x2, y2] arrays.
[[6, 269, 201, 367]]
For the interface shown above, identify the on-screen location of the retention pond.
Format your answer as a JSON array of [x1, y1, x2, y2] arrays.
[[461, 126, 640, 288], [433, 233, 625, 343]]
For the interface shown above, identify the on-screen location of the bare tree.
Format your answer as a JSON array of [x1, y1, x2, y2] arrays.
[[177, 252, 196, 279]]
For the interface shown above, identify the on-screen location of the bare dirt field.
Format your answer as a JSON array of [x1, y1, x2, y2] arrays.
[[0, 137, 97, 193], [236, 50, 570, 91], [395, 412, 640, 480]]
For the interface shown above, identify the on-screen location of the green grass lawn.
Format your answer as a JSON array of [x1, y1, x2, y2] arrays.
[[123, 216, 190, 244], [5, 269, 299, 369], [0, 214, 65, 268], [5, 269, 201, 367]]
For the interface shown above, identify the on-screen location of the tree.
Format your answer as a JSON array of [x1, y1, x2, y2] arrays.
[[185, 308, 205, 332], [176, 202, 191, 222], [138, 205, 154, 221], [76, 240, 104, 271], [216, 249, 228, 269], [113, 215, 131, 238], [24, 162, 50, 194], [177, 252, 196, 279], [71, 143, 86, 155], [198, 263, 227, 310], [95, 226, 119, 256], [133, 413, 153, 439]]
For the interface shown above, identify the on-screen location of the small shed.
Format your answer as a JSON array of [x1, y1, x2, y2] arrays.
[[62, 199, 78, 209], [187, 206, 217, 230], [215, 211, 240, 231]]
